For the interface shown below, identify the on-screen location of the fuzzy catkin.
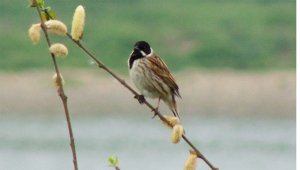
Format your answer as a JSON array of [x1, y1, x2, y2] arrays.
[[183, 151, 197, 170], [171, 124, 184, 144], [71, 5, 85, 41], [28, 24, 41, 44], [49, 43, 68, 57], [162, 115, 180, 128], [45, 20, 67, 35]]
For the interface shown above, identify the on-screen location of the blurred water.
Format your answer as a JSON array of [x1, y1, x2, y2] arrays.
[[0, 114, 295, 170]]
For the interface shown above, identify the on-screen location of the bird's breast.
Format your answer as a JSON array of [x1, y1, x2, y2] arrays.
[[129, 59, 160, 98]]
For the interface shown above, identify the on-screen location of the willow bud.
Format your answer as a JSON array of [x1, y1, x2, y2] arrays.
[[52, 73, 65, 88], [183, 151, 198, 170], [49, 43, 68, 57], [162, 115, 180, 128], [171, 124, 184, 144], [28, 23, 41, 44], [71, 5, 85, 41], [28, 0, 37, 7], [45, 20, 67, 35]]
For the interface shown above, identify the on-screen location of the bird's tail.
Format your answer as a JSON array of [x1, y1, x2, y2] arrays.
[[172, 109, 180, 119], [165, 95, 180, 119]]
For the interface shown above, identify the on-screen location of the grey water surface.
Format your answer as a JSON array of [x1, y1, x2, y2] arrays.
[[0, 114, 295, 170]]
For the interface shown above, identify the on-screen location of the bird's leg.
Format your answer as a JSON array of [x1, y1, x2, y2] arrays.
[[134, 94, 145, 104], [152, 97, 161, 118]]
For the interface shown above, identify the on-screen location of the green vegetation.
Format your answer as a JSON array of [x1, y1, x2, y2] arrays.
[[1, 0, 295, 71]]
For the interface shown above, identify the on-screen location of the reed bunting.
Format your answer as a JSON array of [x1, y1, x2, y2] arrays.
[[128, 41, 181, 118]]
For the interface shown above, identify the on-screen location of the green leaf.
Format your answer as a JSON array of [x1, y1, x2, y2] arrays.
[[108, 155, 118, 167], [45, 6, 56, 19], [44, 6, 56, 19], [37, 0, 45, 9]]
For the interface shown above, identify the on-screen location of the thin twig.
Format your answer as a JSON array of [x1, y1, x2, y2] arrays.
[[66, 33, 218, 170], [32, 1, 79, 170]]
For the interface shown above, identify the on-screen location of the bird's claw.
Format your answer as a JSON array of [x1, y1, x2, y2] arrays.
[[134, 95, 145, 104]]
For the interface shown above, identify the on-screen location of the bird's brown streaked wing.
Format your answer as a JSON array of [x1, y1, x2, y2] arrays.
[[147, 55, 181, 98]]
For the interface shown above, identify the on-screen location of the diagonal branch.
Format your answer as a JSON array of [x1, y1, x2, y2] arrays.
[[66, 33, 218, 170], [32, 1, 79, 170]]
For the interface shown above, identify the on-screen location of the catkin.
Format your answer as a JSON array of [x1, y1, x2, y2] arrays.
[[71, 5, 85, 41], [28, 24, 41, 44], [49, 43, 68, 57], [183, 151, 197, 170], [171, 124, 184, 144], [162, 115, 180, 128], [45, 20, 67, 35]]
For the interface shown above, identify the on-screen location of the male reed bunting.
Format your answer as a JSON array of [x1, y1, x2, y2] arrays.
[[128, 41, 181, 118]]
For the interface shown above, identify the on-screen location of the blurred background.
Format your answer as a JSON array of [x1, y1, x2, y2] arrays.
[[0, 0, 295, 170]]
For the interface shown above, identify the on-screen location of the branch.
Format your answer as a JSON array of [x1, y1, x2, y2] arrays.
[[66, 33, 218, 170], [32, 1, 79, 170]]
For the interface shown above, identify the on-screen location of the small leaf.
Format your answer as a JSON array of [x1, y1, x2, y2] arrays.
[[108, 155, 118, 167], [37, 0, 45, 8], [47, 7, 56, 19]]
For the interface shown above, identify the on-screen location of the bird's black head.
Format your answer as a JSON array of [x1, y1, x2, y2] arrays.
[[134, 41, 152, 56], [128, 41, 152, 69]]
